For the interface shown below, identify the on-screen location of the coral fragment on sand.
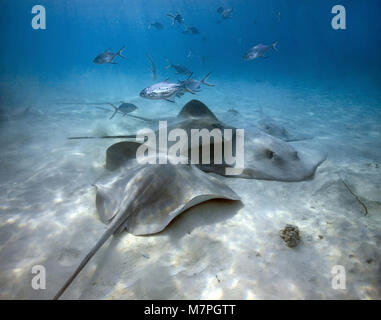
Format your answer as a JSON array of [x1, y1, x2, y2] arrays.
[[280, 224, 300, 248]]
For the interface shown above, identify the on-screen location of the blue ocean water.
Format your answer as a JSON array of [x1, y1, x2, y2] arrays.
[[0, 0, 380, 101], [0, 0, 381, 300]]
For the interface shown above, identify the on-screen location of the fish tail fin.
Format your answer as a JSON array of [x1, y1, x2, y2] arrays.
[[183, 23, 189, 32], [272, 40, 279, 52], [184, 86, 196, 94], [117, 46, 126, 58], [166, 14, 175, 27], [186, 72, 193, 80], [201, 72, 215, 86], [165, 58, 172, 69], [108, 103, 118, 120]]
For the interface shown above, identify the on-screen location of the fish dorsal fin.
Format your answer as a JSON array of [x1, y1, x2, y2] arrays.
[[177, 100, 218, 120]]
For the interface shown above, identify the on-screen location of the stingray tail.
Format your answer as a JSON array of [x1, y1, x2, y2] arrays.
[[53, 219, 120, 300], [68, 134, 137, 140], [201, 72, 215, 87], [272, 40, 279, 52]]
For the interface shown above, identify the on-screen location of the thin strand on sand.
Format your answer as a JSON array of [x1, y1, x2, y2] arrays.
[[341, 180, 369, 216]]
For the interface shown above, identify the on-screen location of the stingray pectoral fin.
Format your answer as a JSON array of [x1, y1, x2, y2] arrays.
[[177, 99, 219, 120], [106, 141, 143, 171], [131, 193, 240, 236], [125, 164, 241, 236], [95, 184, 120, 222]]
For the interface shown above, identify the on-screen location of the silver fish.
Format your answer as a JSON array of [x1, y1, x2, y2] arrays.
[[139, 79, 186, 102], [243, 41, 278, 60], [93, 46, 126, 64]]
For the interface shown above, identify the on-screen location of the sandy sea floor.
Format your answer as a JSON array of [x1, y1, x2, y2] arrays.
[[0, 78, 380, 299]]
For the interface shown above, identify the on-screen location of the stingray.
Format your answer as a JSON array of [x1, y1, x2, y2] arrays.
[[53, 151, 240, 299], [237, 128, 326, 181], [255, 116, 312, 142], [253, 106, 313, 142], [69, 100, 326, 182]]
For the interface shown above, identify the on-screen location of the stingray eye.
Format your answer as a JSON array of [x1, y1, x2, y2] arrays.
[[265, 149, 275, 159]]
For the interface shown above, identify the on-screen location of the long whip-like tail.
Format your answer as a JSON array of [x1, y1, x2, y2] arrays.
[[68, 134, 137, 140], [53, 217, 122, 300]]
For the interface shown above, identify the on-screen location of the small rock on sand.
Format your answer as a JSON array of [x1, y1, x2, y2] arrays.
[[280, 224, 300, 248]]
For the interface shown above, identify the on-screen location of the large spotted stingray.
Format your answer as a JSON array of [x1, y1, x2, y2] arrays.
[[53, 153, 240, 299]]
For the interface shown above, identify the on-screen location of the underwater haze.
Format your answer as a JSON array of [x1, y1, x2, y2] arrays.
[[0, 0, 381, 300]]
